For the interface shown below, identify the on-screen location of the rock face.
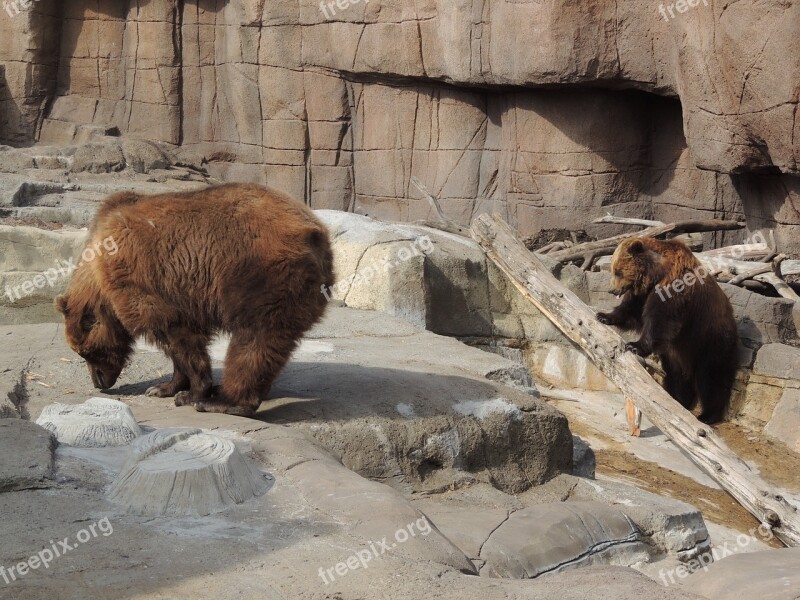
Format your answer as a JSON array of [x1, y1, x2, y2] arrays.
[[1, 2, 798, 251]]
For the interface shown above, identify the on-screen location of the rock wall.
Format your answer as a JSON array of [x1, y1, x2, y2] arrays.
[[1, 1, 798, 251]]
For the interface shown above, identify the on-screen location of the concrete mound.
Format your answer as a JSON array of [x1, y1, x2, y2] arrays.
[[107, 428, 271, 516], [36, 397, 142, 447]]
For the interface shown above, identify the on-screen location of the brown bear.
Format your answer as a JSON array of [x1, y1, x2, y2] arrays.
[[596, 236, 738, 424], [56, 183, 334, 416]]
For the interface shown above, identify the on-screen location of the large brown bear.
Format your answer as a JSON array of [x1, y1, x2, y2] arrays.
[[56, 183, 334, 415], [597, 237, 738, 424]]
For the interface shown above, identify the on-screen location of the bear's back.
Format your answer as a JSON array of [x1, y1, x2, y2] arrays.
[[87, 184, 333, 329]]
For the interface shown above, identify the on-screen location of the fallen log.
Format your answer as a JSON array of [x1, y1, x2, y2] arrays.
[[548, 219, 745, 265], [471, 213, 800, 547], [593, 215, 665, 227], [700, 254, 800, 302], [698, 243, 771, 261]]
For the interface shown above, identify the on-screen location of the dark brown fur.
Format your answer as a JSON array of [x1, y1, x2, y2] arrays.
[[597, 237, 739, 424], [56, 183, 334, 416]]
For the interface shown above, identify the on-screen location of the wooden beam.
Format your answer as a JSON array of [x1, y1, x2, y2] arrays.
[[593, 215, 665, 227], [549, 219, 745, 264], [471, 213, 800, 547]]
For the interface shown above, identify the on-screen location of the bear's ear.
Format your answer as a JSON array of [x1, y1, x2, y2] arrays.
[[628, 240, 645, 254], [55, 295, 69, 316]]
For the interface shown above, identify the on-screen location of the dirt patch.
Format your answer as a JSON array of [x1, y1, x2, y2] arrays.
[[594, 448, 782, 548], [716, 422, 800, 491]]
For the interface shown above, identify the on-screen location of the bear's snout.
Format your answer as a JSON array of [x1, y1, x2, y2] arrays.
[[88, 363, 122, 391], [608, 286, 627, 299]]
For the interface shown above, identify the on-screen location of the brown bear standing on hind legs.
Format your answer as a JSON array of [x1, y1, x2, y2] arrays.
[[596, 236, 739, 424], [56, 183, 334, 416]]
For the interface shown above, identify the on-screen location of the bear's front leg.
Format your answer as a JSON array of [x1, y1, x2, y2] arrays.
[[625, 297, 681, 358], [148, 326, 213, 408], [625, 338, 652, 357], [146, 372, 190, 398], [596, 293, 644, 331]]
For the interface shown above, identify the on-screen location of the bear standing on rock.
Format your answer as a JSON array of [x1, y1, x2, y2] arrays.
[[597, 237, 739, 424], [56, 183, 334, 416]]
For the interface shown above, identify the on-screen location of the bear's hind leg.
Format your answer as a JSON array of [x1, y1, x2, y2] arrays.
[[194, 328, 298, 416], [662, 355, 698, 411], [695, 358, 735, 425]]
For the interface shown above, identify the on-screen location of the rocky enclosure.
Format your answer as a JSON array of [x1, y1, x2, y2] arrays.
[[0, 1, 798, 251]]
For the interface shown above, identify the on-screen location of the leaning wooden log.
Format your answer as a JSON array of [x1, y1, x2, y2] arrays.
[[471, 213, 800, 547], [548, 219, 745, 264]]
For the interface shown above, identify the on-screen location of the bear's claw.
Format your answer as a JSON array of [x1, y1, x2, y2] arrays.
[[193, 401, 256, 417], [625, 341, 646, 356], [146, 384, 172, 398], [174, 391, 194, 407]]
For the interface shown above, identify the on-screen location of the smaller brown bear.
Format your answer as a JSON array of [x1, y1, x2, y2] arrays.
[[56, 183, 334, 416], [597, 237, 738, 424]]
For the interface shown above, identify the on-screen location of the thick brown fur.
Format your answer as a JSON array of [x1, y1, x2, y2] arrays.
[[56, 183, 334, 416], [597, 237, 739, 424]]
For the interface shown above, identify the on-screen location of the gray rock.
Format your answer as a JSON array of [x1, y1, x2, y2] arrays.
[[753, 343, 800, 380], [0, 419, 56, 492], [524, 475, 712, 562], [276, 310, 572, 494], [70, 142, 126, 174], [480, 502, 648, 579], [572, 435, 596, 478], [723, 284, 800, 352], [119, 139, 171, 173], [765, 388, 800, 452]]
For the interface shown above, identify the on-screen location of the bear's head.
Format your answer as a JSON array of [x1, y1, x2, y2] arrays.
[[609, 238, 665, 298], [55, 270, 133, 391]]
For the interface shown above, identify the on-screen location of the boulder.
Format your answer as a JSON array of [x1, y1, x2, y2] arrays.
[[479, 502, 647, 579], [0, 419, 55, 492]]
